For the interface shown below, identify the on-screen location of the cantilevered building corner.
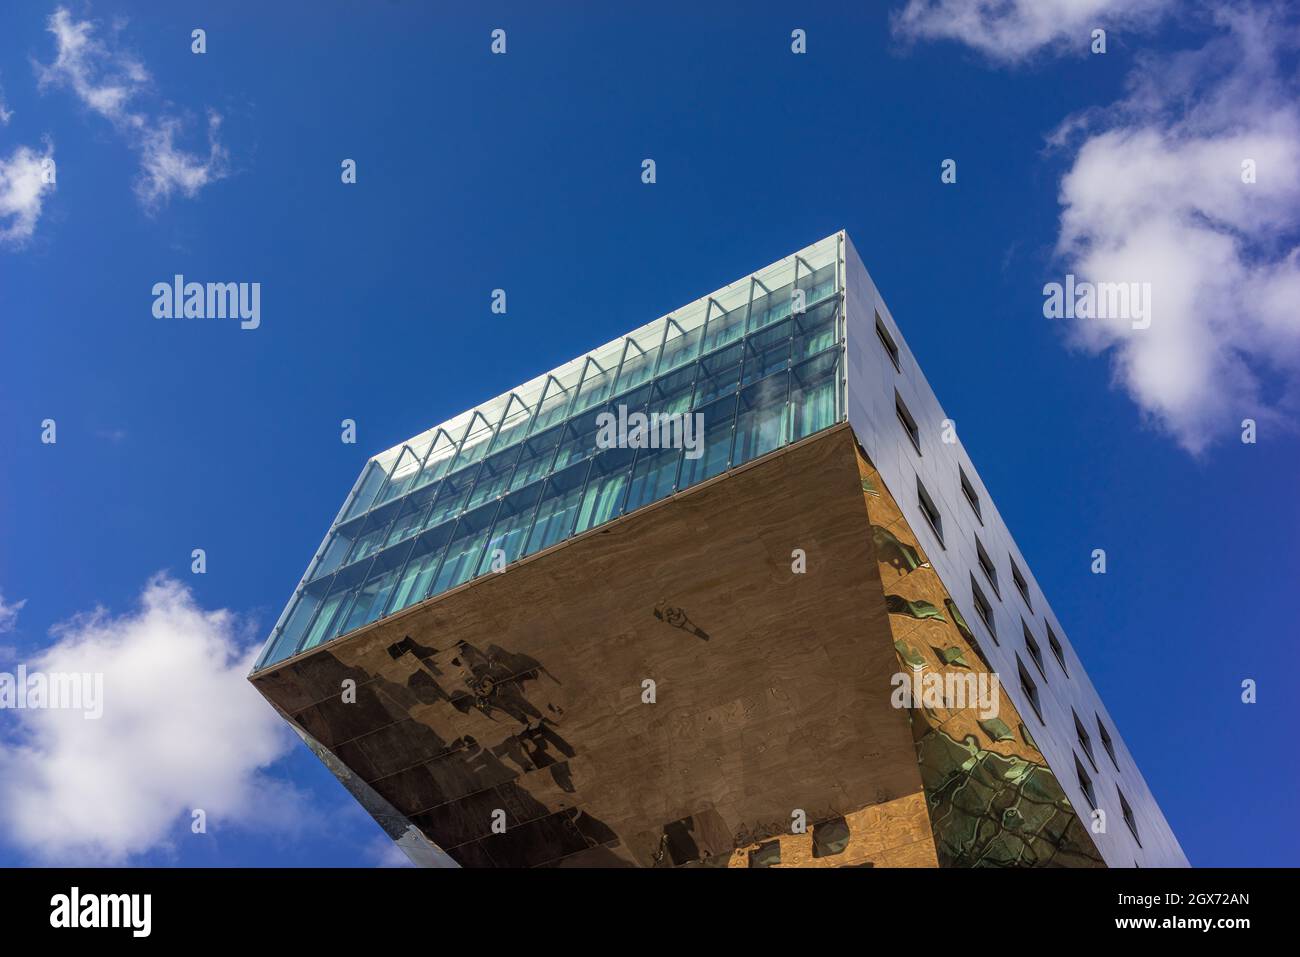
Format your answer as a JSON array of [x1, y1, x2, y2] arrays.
[[249, 232, 1186, 868]]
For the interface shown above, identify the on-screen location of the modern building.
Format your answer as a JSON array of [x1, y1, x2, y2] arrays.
[[249, 232, 1186, 868]]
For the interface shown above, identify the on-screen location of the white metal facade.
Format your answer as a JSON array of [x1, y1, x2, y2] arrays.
[[843, 232, 1187, 867]]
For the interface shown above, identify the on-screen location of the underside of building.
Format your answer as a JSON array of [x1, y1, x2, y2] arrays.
[[251, 423, 1104, 868]]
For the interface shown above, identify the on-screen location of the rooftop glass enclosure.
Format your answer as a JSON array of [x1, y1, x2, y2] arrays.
[[254, 234, 846, 671]]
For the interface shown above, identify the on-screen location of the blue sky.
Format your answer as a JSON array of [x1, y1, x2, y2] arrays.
[[1, 1, 1297, 867]]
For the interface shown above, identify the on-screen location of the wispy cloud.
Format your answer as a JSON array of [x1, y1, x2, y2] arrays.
[[892, 0, 1174, 63], [0, 575, 293, 863], [0, 85, 12, 125], [893, 0, 1300, 453], [1049, 4, 1300, 453], [0, 591, 18, 662], [0, 142, 56, 247], [0, 593, 26, 634], [34, 7, 227, 209]]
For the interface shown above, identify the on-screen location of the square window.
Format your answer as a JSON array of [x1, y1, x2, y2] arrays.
[[876, 312, 901, 371], [970, 574, 997, 643], [1073, 709, 1097, 770], [1023, 620, 1047, 681], [1076, 753, 1097, 809], [896, 390, 921, 455], [976, 536, 1000, 596], [1009, 557, 1032, 610], [1047, 623, 1069, 676], [1118, 786, 1141, 846], [959, 466, 982, 522], [1017, 654, 1042, 722], [917, 477, 944, 548], [1097, 715, 1121, 771]]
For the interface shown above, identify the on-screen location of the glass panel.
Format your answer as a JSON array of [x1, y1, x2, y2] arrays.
[[298, 594, 344, 653], [509, 426, 561, 492], [790, 351, 840, 442], [302, 558, 372, 650], [451, 413, 496, 471], [610, 380, 652, 412], [622, 443, 681, 513], [574, 447, 634, 534], [412, 430, 457, 490], [387, 523, 454, 613], [572, 359, 615, 413], [476, 482, 543, 575], [529, 376, 575, 435], [702, 298, 747, 353], [648, 364, 695, 417], [693, 342, 743, 406], [658, 322, 702, 375], [376, 445, 424, 506], [678, 395, 736, 490], [311, 528, 357, 582], [551, 409, 603, 473], [466, 445, 522, 510], [406, 433, 437, 466], [341, 461, 387, 521], [733, 372, 790, 466], [614, 336, 660, 393], [344, 498, 401, 566], [794, 299, 838, 360], [428, 501, 500, 595], [423, 466, 479, 530], [262, 586, 324, 664], [489, 395, 534, 453], [748, 282, 794, 334], [797, 262, 838, 308], [748, 314, 794, 349], [523, 461, 589, 556], [335, 541, 414, 635], [384, 483, 438, 549], [742, 318, 792, 386]]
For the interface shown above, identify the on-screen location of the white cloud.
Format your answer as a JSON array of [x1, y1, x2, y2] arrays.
[[1051, 5, 1300, 452], [35, 7, 227, 209], [0, 86, 12, 125], [0, 575, 294, 863], [0, 142, 56, 247], [892, 0, 1173, 62], [137, 112, 226, 207], [0, 593, 26, 633], [892, 0, 1300, 452]]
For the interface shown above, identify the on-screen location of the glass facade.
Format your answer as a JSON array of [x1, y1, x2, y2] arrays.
[[254, 234, 846, 671]]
